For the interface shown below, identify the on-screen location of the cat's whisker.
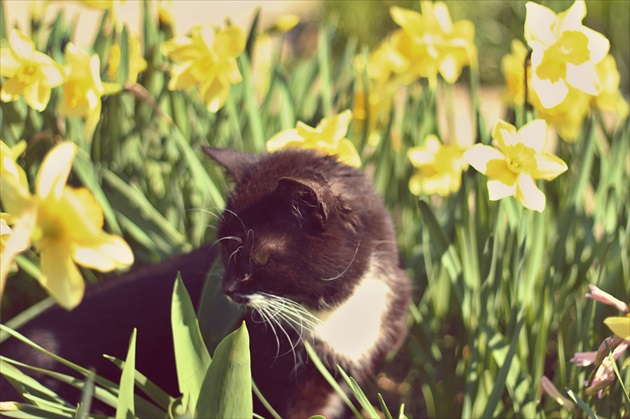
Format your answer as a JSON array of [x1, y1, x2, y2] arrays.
[[228, 246, 243, 266], [223, 208, 248, 236], [255, 307, 282, 360], [321, 240, 361, 281], [210, 235, 243, 250]]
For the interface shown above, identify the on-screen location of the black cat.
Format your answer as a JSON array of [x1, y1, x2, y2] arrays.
[[204, 147, 411, 417], [1, 147, 412, 418]]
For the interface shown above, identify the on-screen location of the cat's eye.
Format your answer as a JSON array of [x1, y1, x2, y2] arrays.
[[252, 252, 269, 266]]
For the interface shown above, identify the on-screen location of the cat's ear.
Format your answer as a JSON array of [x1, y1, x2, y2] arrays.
[[277, 177, 329, 229], [202, 146, 257, 182]]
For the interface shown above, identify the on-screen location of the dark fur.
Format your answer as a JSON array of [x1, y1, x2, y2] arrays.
[[205, 147, 411, 417]]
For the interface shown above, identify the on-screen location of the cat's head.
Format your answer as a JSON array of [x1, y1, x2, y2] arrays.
[[203, 147, 370, 311]]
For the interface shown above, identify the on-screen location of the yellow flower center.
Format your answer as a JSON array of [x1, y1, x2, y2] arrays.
[[505, 143, 536, 174], [537, 31, 590, 82], [16, 63, 39, 85], [64, 81, 85, 108], [32, 205, 65, 249]]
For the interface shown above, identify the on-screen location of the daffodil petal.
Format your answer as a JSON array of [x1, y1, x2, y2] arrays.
[[515, 174, 545, 212], [201, 77, 230, 113], [36, 142, 77, 200], [464, 144, 505, 175], [487, 179, 516, 201], [532, 153, 568, 180], [8, 29, 35, 62], [390, 6, 424, 37], [0, 210, 35, 286], [517, 119, 548, 152], [320, 110, 353, 142], [604, 316, 630, 340], [0, 77, 25, 102], [524, 2, 557, 46], [492, 120, 519, 150], [266, 129, 303, 152], [32, 51, 66, 87], [581, 26, 610, 64], [335, 138, 362, 168], [408, 172, 424, 196], [24, 78, 48, 111], [557, 0, 586, 31], [531, 75, 569, 109], [0, 48, 21, 77], [566, 62, 600, 95], [214, 26, 246, 58], [72, 233, 134, 271], [433, 2, 454, 32], [40, 243, 85, 310]]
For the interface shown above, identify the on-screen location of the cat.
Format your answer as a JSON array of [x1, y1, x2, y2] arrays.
[[0, 147, 412, 418], [203, 147, 412, 418]]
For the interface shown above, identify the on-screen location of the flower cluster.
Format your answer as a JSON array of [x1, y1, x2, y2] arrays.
[[266, 110, 361, 168], [501, 0, 628, 141], [0, 28, 125, 140], [161, 24, 245, 112], [407, 119, 568, 213], [0, 140, 134, 309]]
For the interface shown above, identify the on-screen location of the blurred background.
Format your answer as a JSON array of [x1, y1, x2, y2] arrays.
[[4, 0, 628, 91]]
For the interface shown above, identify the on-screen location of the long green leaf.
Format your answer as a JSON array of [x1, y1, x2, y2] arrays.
[[115, 329, 136, 419], [195, 322, 252, 418], [171, 274, 211, 413]]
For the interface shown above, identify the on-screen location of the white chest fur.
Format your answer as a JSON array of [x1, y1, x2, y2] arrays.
[[310, 261, 391, 366]]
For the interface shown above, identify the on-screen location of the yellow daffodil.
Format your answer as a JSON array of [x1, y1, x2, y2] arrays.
[[162, 24, 245, 112], [0, 140, 134, 309], [266, 110, 361, 168], [524, 0, 610, 109], [592, 54, 629, 118], [531, 86, 591, 142], [0, 28, 65, 111], [464, 119, 568, 212], [501, 40, 528, 107], [58, 43, 119, 141], [390, 1, 476, 88], [604, 315, 630, 341], [107, 33, 148, 85], [352, 40, 408, 146], [407, 134, 469, 196]]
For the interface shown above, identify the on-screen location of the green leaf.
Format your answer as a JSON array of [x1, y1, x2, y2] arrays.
[[378, 394, 393, 419], [195, 322, 252, 419], [0, 360, 67, 408], [115, 329, 136, 419], [171, 274, 211, 412], [337, 366, 380, 418], [75, 369, 95, 419], [480, 312, 525, 418], [565, 387, 598, 419], [104, 355, 173, 410]]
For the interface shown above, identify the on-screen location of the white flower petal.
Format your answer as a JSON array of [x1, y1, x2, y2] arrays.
[[524, 2, 557, 46], [487, 179, 516, 201], [531, 75, 569, 109], [566, 62, 601, 95], [516, 174, 546, 212], [464, 144, 505, 175], [36, 143, 77, 200], [518, 119, 548, 152]]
